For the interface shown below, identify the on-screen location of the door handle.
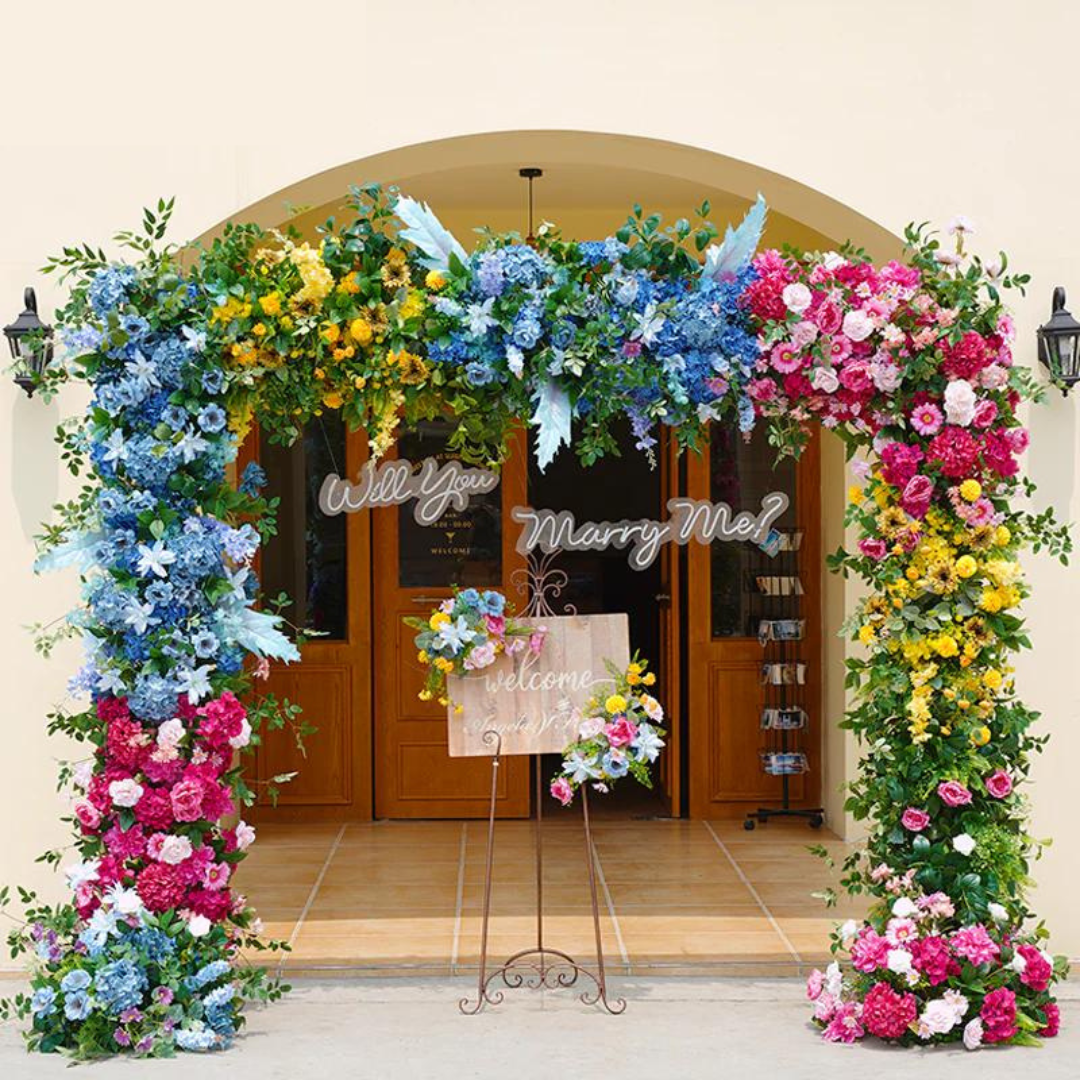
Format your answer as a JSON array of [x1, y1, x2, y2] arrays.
[[410, 595, 449, 605], [655, 593, 671, 605]]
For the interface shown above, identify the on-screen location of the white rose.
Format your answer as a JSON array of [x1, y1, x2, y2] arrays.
[[72, 761, 94, 790], [157, 718, 185, 749], [952, 833, 977, 856], [921, 998, 962, 1037], [987, 902, 1009, 923], [810, 365, 839, 393], [824, 961, 843, 999], [1008, 952, 1027, 973], [108, 778, 144, 808], [157, 835, 194, 865], [106, 884, 144, 916], [229, 717, 252, 750], [64, 859, 100, 889], [782, 282, 813, 314], [891, 897, 918, 918], [822, 251, 848, 271], [578, 717, 605, 740], [842, 309, 875, 342], [944, 379, 977, 426], [187, 914, 212, 938], [235, 821, 256, 851], [838, 919, 859, 943]]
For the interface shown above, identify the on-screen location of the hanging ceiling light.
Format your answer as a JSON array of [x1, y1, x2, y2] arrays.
[[519, 167, 543, 245]]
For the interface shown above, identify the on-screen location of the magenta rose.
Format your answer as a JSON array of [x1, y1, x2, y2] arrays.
[[604, 716, 638, 749], [858, 538, 888, 561], [814, 300, 843, 335], [73, 798, 102, 831], [901, 807, 930, 832], [985, 770, 1013, 799]]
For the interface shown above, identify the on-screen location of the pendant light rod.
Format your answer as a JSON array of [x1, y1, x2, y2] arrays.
[[519, 167, 543, 242]]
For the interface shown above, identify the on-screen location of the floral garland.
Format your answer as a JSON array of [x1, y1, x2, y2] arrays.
[[740, 222, 1070, 1046], [405, 587, 544, 705], [3, 193, 1070, 1057], [550, 657, 665, 806]]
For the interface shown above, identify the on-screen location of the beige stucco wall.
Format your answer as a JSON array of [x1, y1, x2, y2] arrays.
[[2, 0, 1078, 957]]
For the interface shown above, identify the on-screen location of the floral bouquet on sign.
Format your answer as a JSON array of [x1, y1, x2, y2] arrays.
[[550, 656, 666, 806], [405, 588, 545, 706]]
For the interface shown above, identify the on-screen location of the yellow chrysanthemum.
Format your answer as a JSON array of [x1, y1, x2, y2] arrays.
[[994, 525, 1012, 547], [931, 635, 959, 658], [847, 485, 864, 505], [959, 479, 982, 502], [425, 270, 447, 291], [605, 694, 628, 715], [349, 317, 373, 346], [259, 292, 282, 316], [858, 624, 876, 645]]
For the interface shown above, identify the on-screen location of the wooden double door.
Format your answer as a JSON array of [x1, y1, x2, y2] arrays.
[[246, 420, 817, 822]]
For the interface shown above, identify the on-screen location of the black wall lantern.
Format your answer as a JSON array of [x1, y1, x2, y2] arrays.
[[4, 287, 54, 397], [1037, 287, 1080, 395]]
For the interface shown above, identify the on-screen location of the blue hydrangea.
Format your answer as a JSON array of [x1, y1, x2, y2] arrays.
[[128, 672, 179, 723], [426, 334, 472, 365], [88, 266, 137, 317], [512, 308, 544, 350], [185, 960, 232, 992], [93, 959, 147, 1014], [31, 987, 57, 1016], [464, 360, 496, 386], [475, 252, 505, 298], [131, 928, 176, 963], [239, 461, 267, 495], [175, 1025, 220, 1052]]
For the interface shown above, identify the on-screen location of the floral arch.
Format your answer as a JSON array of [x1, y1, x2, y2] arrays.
[[1, 181, 1070, 1057]]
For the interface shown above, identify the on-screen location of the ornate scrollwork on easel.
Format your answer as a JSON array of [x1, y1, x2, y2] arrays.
[[511, 549, 578, 618]]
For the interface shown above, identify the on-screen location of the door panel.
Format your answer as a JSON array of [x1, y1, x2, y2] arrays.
[[687, 427, 821, 819], [242, 418, 373, 823], [657, 430, 682, 815], [373, 423, 529, 819]]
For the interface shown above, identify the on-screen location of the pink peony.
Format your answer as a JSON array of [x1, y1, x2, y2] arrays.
[[806, 969, 825, 1000], [973, 399, 998, 428], [880, 442, 925, 488], [951, 924, 1000, 966], [937, 780, 973, 807], [858, 538, 888, 561], [814, 300, 843, 336], [901, 474, 934, 518], [73, 798, 102, 831], [822, 1001, 865, 1043], [985, 770, 1013, 799], [169, 778, 205, 823], [1017, 944, 1053, 992], [980, 987, 1017, 1044], [132, 786, 174, 831], [901, 807, 930, 832], [861, 982, 918, 1040]]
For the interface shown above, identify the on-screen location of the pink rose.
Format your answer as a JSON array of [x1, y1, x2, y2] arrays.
[[901, 807, 930, 832], [973, 399, 998, 428], [483, 614, 506, 637], [806, 968, 825, 1000], [985, 770, 1013, 799], [901, 474, 934, 518], [550, 778, 573, 806], [937, 780, 973, 807], [73, 798, 102, 831], [604, 717, 638, 749]]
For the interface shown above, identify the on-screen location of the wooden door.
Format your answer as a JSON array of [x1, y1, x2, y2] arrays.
[[656, 431, 682, 816], [373, 423, 530, 818], [242, 416, 373, 823], [686, 426, 821, 819]]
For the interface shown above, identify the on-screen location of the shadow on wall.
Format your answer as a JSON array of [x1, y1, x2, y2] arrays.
[[11, 392, 60, 543]]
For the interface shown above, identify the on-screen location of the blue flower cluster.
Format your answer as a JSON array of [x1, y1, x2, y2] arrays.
[[426, 234, 761, 463], [94, 958, 148, 1013], [55, 263, 297, 724]]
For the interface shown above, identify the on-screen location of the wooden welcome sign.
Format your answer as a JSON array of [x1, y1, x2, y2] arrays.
[[447, 613, 630, 757]]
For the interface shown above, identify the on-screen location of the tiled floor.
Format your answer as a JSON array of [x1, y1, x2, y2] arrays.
[[235, 819, 866, 977]]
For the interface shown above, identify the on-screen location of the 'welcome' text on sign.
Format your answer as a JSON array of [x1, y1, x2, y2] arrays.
[[447, 614, 630, 757]]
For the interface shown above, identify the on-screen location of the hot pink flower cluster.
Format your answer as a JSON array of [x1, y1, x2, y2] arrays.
[[808, 876, 1061, 1048], [68, 692, 256, 927]]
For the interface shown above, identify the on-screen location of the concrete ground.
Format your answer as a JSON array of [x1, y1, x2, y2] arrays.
[[1, 977, 1078, 1079]]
